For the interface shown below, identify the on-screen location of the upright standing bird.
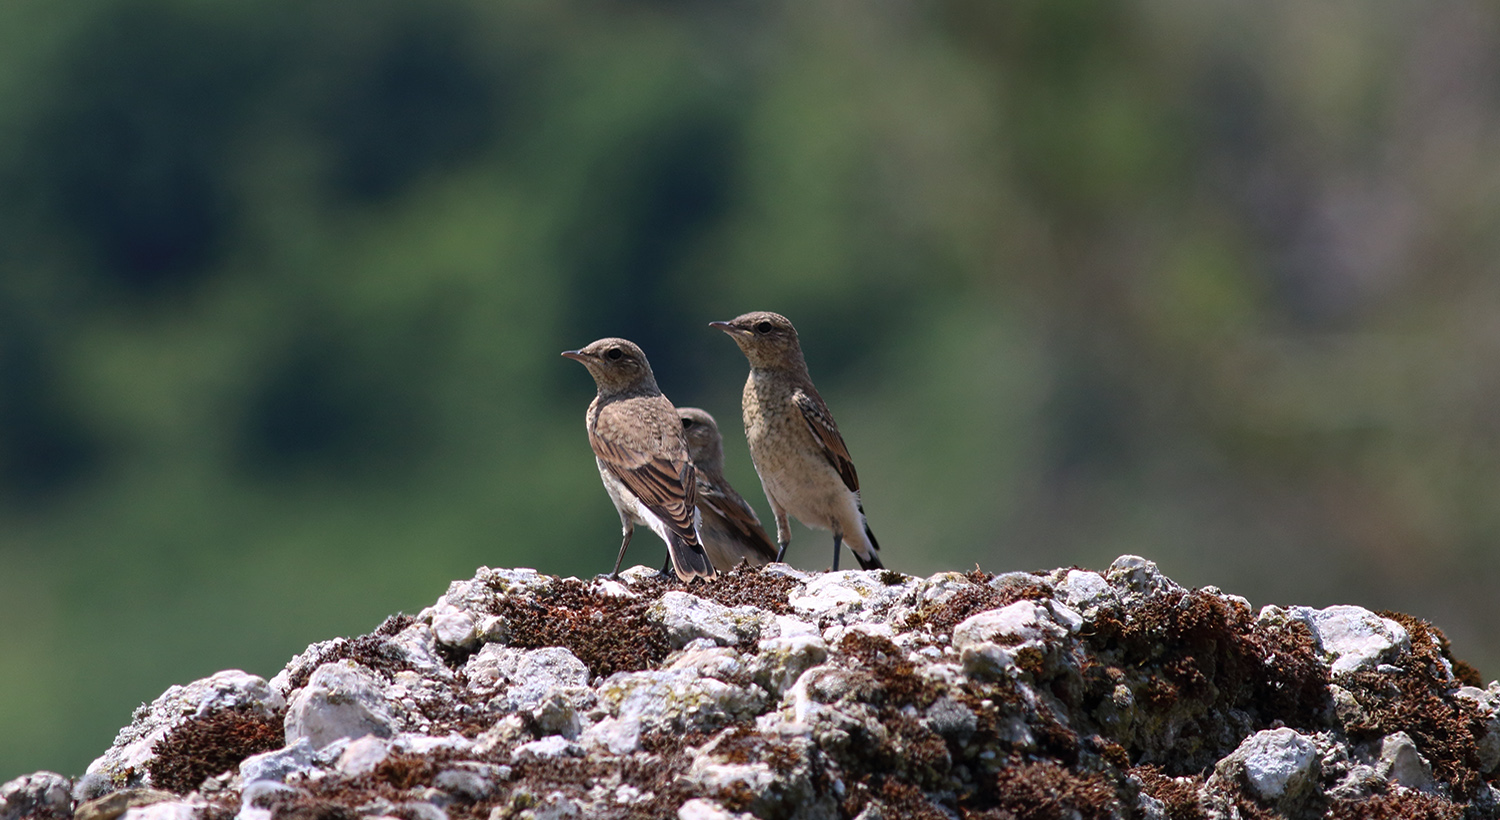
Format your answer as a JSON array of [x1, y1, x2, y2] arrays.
[[710, 312, 883, 571], [677, 407, 779, 571], [562, 338, 714, 581]]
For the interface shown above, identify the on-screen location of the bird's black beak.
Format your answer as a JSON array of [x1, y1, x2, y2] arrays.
[[709, 321, 745, 336], [560, 350, 590, 362]]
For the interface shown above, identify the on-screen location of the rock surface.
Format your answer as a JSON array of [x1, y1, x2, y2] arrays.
[[5, 556, 1500, 819]]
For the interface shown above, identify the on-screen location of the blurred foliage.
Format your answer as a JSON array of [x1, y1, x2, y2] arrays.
[[3, 0, 1500, 781]]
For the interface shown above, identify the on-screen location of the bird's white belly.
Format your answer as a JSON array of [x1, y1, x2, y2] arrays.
[[756, 448, 852, 532]]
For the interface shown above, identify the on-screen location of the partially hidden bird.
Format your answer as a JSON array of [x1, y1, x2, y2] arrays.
[[677, 407, 779, 572]]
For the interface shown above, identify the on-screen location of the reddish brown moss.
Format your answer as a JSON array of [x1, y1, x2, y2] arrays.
[[489, 578, 671, 679], [1379, 610, 1484, 687], [284, 633, 416, 691], [1326, 791, 1463, 820], [1340, 668, 1485, 798], [902, 577, 1049, 635], [641, 564, 802, 615], [1131, 765, 1206, 820], [1080, 588, 1330, 772], [970, 757, 1121, 820], [838, 631, 940, 710], [147, 708, 284, 793]]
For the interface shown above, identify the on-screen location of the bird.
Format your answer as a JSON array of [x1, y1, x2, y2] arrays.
[[561, 338, 715, 581], [709, 311, 883, 571], [677, 407, 779, 571]]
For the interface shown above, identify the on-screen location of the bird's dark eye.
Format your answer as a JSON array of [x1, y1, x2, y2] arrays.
[[606, 348, 624, 361], [755, 321, 773, 334], [681, 418, 695, 429]]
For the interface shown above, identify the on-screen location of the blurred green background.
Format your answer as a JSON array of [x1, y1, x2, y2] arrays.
[[4, 0, 1500, 781]]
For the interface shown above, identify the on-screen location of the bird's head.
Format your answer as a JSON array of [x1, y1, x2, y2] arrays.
[[561, 338, 658, 396], [710, 311, 804, 369], [677, 406, 725, 471]]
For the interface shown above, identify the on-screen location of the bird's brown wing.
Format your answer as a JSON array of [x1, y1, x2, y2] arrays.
[[793, 388, 859, 493], [590, 398, 700, 544], [697, 471, 778, 561]]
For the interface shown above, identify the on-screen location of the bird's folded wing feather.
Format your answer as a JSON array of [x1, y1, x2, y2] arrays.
[[698, 474, 778, 559], [590, 403, 699, 543], [794, 389, 859, 492]]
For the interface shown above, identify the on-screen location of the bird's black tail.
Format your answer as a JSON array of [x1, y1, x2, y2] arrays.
[[667, 533, 716, 581], [852, 507, 883, 570]]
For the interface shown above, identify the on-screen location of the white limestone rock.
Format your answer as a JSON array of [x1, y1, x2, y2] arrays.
[[283, 662, 400, 750], [1215, 727, 1319, 802], [1284, 605, 1411, 675], [598, 668, 766, 733], [649, 591, 762, 648], [0, 771, 72, 820], [952, 600, 1074, 650]]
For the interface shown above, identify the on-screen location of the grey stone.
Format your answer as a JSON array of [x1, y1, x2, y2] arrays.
[[1455, 684, 1500, 774], [1106, 555, 1182, 602], [283, 661, 399, 749], [466, 645, 589, 712], [1376, 732, 1433, 791], [74, 788, 179, 820], [512, 736, 584, 760], [599, 669, 765, 733], [394, 801, 447, 820], [952, 601, 1071, 649], [580, 716, 643, 755], [118, 803, 201, 820], [788, 571, 914, 625], [677, 798, 754, 820], [669, 645, 748, 681], [649, 591, 758, 647], [240, 737, 317, 784], [1286, 605, 1410, 675], [959, 642, 1014, 680], [923, 697, 978, 742], [0, 771, 73, 820], [430, 605, 480, 650], [1218, 728, 1319, 801], [1057, 569, 1116, 613], [529, 791, 584, 820], [748, 635, 829, 696], [532, 690, 584, 739], [335, 735, 392, 777], [433, 769, 492, 802]]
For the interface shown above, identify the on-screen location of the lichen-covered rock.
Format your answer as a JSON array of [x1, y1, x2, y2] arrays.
[[465, 645, 590, 711], [650, 591, 762, 647], [0, 771, 72, 820], [283, 661, 400, 749], [85, 670, 283, 789], [597, 667, 766, 733], [48, 556, 1500, 819]]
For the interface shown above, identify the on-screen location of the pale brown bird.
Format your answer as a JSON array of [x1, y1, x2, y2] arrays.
[[562, 338, 714, 581], [677, 407, 779, 571], [710, 312, 883, 571]]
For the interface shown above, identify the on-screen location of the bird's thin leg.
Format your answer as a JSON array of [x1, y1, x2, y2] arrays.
[[659, 552, 674, 579], [611, 520, 634, 578], [831, 531, 843, 572], [772, 504, 792, 563]]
